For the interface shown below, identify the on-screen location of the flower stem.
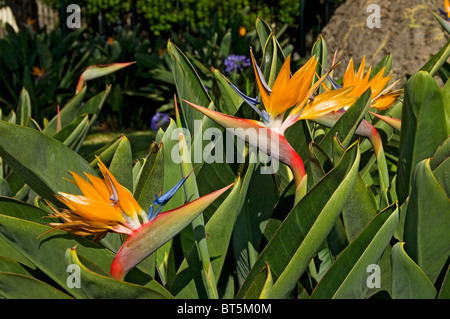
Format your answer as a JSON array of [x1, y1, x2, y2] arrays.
[[357, 120, 390, 207], [178, 133, 219, 299], [280, 137, 307, 205], [290, 151, 308, 205]]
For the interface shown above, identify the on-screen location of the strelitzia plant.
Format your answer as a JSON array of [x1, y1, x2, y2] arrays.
[[75, 62, 136, 94], [184, 49, 357, 204], [0, 15, 449, 300], [318, 55, 403, 195], [43, 158, 232, 280], [317, 54, 403, 141], [326, 55, 402, 111]]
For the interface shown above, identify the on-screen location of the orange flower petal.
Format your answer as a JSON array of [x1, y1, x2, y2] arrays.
[[56, 192, 125, 224], [70, 171, 105, 202], [299, 87, 357, 120], [97, 159, 144, 219]]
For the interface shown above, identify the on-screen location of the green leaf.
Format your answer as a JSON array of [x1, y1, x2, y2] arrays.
[[0, 256, 34, 276], [237, 141, 360, 298], [243, 262, 273, 299], [430, 136, 450, 197], [0, 214, 111, 298], [396, 71, 448, 204], [110, 184, 233, 281], [433, 13, 450, 34], [109, 135, 133, 192], [212, 69, 243, 115], [65, 247, 172, 299], [255, 17, 286, 86], [0, 214, 166, 298], [53, 115, 89, 148], [169, 117, 238, 297], [311, 203, 398, 299], [78, 85, 111, 117], [370, 53, 392, 79], [134, 142, 164, 212], [16, 88, 31, 126], [255, 17, 272, 48], [319, 89, 372, 160], [219, 31, 231, 57], [0, 272, 72, 299], [176, 127, 218, 299], [443, 80, 450, 132], [261, 33, 285, 88], [170, 175, 243, 298], [167, 40, 212, 136], [158, 120, 186, 211], [87, 136, 122, 168], [311, 36, 327, 89], [391, 242, 437, 299], [403, 159, 450, 284], [42, 85, 87, 136], [5, 109, 16, 124], [438, 266, 450, 299], [0, 121, 97, 204], [341, 176, 378, 242], [232, 159, 278, 286], [420, 40, 450, 76], [0, 196, 48, 224]]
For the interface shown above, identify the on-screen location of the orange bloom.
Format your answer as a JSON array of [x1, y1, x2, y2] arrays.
[[32, 66, 45, 79], [339, 56, 402, 110], [248, 50, 357, 133]]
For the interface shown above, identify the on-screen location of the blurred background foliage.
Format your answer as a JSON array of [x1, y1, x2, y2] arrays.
[[0, 0, 345, 131]]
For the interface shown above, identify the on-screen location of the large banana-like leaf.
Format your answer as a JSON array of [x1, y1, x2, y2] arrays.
[[110, 183, 233, 281], [403, 159, 450, 284], [0, 214, 169, 298], [0, 272, 72, 299], [311, 203, 399, 298], [65, 247, 172, 299], [237, 140, 360, 298], [390, 242, 437, 299], [0, 121, 96, 204], [396, 71, 448, 204], [167, 40, 212, 136]]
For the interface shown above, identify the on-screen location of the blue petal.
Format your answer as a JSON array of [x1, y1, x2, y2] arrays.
[[227, 80, 261, 107], [252, 55, 272, 95], [153, 175, 188, 206], [439, 8, 450, 20], [226, 80, 273, 124], [327, 75, 343, 89], [147, 205, 154, 220], [261, 110, 270, 124]]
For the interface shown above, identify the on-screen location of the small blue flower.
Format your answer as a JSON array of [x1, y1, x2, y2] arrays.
[[224, 55, 251, 74], [151, 112, 170, 132]]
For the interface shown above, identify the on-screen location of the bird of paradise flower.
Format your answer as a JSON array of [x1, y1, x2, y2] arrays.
[[43, 157, 232, 280], [184, 48, 401, 205]]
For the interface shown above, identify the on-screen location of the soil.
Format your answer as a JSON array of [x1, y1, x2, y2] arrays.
[[320, 0, 450, 85]]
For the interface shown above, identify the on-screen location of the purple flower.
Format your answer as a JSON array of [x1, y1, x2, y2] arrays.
[[224, 55, 251, 74], [151, 112, 170, 132]]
